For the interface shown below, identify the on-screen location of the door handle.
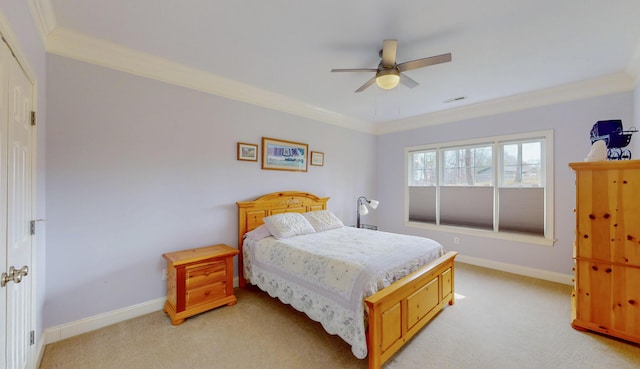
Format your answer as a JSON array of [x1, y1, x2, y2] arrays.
[[1, 267, 13, 287], [12, 265, 28, 284], [1, 266, 16, 287], [1, 265, 29, 287], [18, 265, 29, 277]]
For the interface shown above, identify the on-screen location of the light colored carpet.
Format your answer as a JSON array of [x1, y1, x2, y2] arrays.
[[39, 263, 640, 369]]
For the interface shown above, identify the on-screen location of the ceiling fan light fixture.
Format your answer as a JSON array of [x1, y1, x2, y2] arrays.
[[331, 39, 451, 92], [375, 69, 400, 90]]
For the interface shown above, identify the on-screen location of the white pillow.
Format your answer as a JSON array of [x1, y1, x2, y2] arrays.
[[302, 210, 344, 232], [244, 224, 272, 241], [262, 212, 316, 239]]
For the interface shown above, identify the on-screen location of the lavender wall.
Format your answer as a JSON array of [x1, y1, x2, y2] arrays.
[[45, 55, 376, 327], [376, 92, 634, 276]]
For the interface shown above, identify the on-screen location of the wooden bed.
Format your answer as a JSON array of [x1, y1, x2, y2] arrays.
[[237, 191, 457, 369]]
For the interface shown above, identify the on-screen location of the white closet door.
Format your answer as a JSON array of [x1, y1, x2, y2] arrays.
[[1, 36, 34, 369], [0, 33, 9, 369]]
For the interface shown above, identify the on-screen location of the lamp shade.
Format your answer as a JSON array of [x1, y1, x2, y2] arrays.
[[369, 200, 379, 209], [359, 204, 369, 215]]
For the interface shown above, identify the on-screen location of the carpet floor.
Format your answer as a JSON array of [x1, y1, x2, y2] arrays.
[[39, 262, 640, 369]]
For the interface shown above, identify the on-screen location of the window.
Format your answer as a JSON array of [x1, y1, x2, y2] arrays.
[[409, 150, 436, 186], [406, 130, 553, 244], [501, 141, 542, 187], [442, 145, 493, 186]]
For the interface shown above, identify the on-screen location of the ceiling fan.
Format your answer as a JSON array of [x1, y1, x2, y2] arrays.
[[331, 39, 452, 92]]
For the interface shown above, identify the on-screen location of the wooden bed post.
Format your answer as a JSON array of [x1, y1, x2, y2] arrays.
[[236, 203, 249, 288]]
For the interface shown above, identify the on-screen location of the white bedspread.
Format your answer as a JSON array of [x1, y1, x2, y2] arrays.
[[243, 226, 444, 359]]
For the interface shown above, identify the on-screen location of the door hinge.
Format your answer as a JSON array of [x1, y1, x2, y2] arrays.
[[30, 219, 47, 235], [30, 330, 35, 345], [31, 111, 36, 126]]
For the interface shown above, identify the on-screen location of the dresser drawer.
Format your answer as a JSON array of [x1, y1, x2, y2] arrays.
[[186, 282, 227, 308], [186, 260, 226, 289]]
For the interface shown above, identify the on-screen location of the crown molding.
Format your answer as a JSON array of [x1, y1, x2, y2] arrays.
[[45, 27, 374, 134], [29, 0, 57, 40], [375, 72, 636, 135], [39, 25, 639, 136]]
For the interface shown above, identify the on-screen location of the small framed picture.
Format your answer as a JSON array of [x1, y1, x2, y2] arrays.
[[237, 142, 258, 161], [311, 151, 324, 166]]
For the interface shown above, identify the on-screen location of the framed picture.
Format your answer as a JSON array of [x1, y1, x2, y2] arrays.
[[237, 142, 258, 161], [311, 151, 324, 166], [262, 137, 308, 172]]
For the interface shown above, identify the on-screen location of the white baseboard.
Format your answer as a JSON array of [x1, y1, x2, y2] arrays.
[[44, 277, 241, 345], [35, 336, 45, 369], [44, 297, 166, 344], [456, 254, 574, 285]]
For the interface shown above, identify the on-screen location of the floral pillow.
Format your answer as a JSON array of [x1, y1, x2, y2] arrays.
[[302, 210, 344, 232], [262, 212, 316, 239]]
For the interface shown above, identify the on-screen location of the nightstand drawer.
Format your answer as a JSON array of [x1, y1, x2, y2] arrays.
[[186, 261, 226, 289], [186, 282, 226, 307]]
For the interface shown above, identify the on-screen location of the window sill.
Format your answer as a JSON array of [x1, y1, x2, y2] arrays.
[[405, 221, 555, 247]]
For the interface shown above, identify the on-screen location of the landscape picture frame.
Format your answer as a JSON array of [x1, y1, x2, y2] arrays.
[[262, 137, 308, 172], [237, 142, 258, 161]]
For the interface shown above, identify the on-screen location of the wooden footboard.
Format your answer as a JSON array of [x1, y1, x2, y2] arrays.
[[365, 251, 457, 369]]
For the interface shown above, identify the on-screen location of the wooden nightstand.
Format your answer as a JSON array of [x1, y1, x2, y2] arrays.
[[162, 244, 239, 325]]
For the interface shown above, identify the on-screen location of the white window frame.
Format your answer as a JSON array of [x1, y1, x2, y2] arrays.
[[405, 130, 555, 246]]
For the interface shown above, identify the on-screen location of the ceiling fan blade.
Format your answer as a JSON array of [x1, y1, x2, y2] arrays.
[[397, 53, 452, 72], [331, 68, 377, 72], [400, 74, 419, 88], [381, 39, 397, 67], [355, 76, 377, 93]]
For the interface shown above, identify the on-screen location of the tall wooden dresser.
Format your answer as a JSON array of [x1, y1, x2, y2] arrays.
[[569, 160, 640, 344]]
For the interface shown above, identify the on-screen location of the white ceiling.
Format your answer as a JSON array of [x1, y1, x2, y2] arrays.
[[35, 0, 640, 133]]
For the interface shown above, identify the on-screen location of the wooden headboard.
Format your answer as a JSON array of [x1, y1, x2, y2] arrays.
[[236, 191, 329, 287]]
